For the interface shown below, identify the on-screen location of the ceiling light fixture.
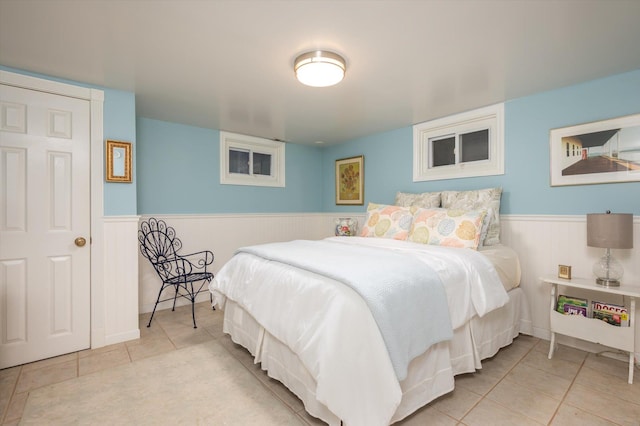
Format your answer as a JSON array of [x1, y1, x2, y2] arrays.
[[294, 50, 346, 87]]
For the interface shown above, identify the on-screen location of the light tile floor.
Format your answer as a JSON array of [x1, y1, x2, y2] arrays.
[[1, 302, 639, 425]]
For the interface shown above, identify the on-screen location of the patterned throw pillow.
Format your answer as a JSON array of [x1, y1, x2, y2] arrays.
[[360, 203, 416, 240], [408, 208, 488, 250], [440, 187, 502, 246], [394, 191, 441, 208]]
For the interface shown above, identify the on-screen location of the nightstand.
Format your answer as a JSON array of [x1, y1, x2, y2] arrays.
[[541, 275, 640, 384]]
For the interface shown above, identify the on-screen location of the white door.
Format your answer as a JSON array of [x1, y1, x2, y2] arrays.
[[0, 84, 91, 368]]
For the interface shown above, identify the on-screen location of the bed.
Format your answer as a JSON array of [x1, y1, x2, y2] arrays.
[[209, 190, 532, 425]]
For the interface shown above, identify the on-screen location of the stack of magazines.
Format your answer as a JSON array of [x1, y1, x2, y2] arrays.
[[557, 295, 629, 326]]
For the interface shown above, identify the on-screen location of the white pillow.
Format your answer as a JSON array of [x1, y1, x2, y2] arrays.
[[394, 191, 441, 208]]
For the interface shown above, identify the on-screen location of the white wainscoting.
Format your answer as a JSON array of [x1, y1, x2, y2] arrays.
[[135, 213, 639, 363], [137, 214, 345, 314], [103, 216, 140, 345]]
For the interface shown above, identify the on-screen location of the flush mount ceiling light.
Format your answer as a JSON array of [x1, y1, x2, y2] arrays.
[[294, 50, 346, 87]]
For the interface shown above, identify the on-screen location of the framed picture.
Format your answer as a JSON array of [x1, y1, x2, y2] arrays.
[[550, 113, 640, 186], [558, 265, 572, 280], [105, 140, 132, 183], [335, 155, 364, 205]]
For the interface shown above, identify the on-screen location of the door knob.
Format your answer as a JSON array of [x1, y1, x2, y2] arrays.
[[74, 237, 87, 247]]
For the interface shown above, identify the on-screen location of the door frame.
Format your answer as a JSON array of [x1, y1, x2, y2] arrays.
[[1, 70, 106, 349]]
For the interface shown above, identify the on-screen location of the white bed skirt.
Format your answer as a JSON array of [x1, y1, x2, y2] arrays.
[[222, 287, 532, 425]]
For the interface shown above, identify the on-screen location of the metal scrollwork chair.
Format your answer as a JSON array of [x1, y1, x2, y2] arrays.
[[139, 217, 214, 328]]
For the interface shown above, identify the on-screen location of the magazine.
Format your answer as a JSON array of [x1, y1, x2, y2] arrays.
[[591, 300, 629, 327], [557, 295, 588, 317]]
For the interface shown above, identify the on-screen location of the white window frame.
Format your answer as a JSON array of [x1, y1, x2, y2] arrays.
[[413, 103, 504, 182], [220, 131, 285, 187]]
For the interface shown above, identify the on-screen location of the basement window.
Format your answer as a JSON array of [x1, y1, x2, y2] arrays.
[[413, 103, 504, 182], [220, 131, 285, 187]]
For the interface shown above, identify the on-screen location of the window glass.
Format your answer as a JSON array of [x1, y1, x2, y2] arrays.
[[431, 136, 455, 167], [229, 149, 250, 175], [252, 152, 272, 176], [460, 129, 489, 163]]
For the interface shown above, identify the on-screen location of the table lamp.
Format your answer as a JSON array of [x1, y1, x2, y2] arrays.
[[586, 211, 633, 287]]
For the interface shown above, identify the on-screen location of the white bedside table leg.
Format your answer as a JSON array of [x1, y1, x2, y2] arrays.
[[548, 283, 557, 359], [629, 297, 636, 384]]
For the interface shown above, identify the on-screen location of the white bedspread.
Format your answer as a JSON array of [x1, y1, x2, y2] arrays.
[[210, 237, 508, 426], [238, 239, 452, 381]]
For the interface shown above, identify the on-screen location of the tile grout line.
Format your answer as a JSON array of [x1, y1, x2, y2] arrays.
[[2, 365, 22, 424], [553, 353, 632, 426], [456, 339, 542, 425], [545, 350, 588, 425], [217, 337, 310, 424]]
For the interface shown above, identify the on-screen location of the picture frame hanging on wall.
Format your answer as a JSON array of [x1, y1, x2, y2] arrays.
[[549, 113, 640, 186], [105, 139, 132, 183], [335, 155, 364, 205]]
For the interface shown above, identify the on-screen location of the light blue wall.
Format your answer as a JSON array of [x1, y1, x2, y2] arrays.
[[136, 117, 324, 214], [504, 70, 640, 215], [5, 65, 639, 217], [0, 66, 138, 216], [322, 70, 640, 215], [103, 90, 137, 215]]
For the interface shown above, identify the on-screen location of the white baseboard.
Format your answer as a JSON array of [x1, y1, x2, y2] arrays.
[[105, 329, 141, 346]]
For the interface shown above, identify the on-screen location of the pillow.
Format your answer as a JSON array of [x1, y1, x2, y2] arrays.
[[395, 191, 441, 208], [360, 203, 416, 240], [441, 187, 502, 246], [477, 208, 493, 248], [408, 208, 487, 250]]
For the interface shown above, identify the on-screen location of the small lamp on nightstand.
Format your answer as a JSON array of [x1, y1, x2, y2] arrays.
[[587, 211, 633, 287]]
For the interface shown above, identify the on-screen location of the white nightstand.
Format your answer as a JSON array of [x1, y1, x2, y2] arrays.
[[541, 275, 640, 384]]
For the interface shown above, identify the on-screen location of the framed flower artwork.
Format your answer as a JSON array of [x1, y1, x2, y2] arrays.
[[335, 155, 364, 205]]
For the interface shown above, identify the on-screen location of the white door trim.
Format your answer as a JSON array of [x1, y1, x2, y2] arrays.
[[0, 70, 106, 349]]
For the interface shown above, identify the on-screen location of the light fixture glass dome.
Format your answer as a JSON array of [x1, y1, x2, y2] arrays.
[[294, 50, 346, 87]]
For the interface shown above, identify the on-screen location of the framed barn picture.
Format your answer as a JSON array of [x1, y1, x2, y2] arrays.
[[549, 113, 640, 186]]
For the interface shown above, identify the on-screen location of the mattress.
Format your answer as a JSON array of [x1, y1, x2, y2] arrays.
[[478, 244, 522, 291], [221, 287, 532, 425]]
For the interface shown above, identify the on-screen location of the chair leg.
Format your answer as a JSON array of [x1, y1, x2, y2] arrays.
[[191, 300, 197, 329], [147, 284, 167, 327], [209, 282, 215, 310], [189, 281, 197, 328], [172, 285, 180, 311], [147, 306, 158, 328]]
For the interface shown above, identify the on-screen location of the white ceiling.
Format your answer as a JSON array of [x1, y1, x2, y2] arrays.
[[1, 0, 640, 145]]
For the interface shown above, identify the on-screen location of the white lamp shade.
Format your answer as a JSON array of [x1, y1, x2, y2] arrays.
[[294, 51, 346, 87]]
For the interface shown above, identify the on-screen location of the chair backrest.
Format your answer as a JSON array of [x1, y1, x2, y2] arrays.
[[139, 217, 184, 280]]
